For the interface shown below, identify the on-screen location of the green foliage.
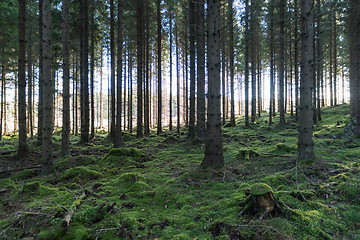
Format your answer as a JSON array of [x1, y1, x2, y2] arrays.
[[22, 181, 40, 194]]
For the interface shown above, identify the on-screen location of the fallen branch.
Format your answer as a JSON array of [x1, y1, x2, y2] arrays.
[[62, 191, 86, 227], [0, 165, 41, 175]]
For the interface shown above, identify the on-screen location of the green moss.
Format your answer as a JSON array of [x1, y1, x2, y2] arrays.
[[118, 172, 146, 183], [11, 169, 37, 181], [235, 149, 258, 161], [171, 233, 191, 240], [250, 183, 272, 195], [271, 143, 297, 153], [66, 223, 92, 240], [128, 181, 150, 192], [22, 181, 40, 194], [37, 228, 66, 240], [61, 166, 102, 181]]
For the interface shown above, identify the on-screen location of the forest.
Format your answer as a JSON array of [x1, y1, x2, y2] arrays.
[[1, 0, 360, 239]]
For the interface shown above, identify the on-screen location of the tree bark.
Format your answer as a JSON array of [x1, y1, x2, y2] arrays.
[[188, 0, 195, 137], [42, 0, 53, 174], [115, 0, 123, 147], [197, 0, 206, 137], [157, 0, 162, 135], [245, 0, 250, 127], [61, 0, 70, 155], [90, 0, 95, 140], [18, 0, 28, 157], [298, 0, 314, 161], [229, 0, 235, 126], [202, 0, 224, 168], [279, 0, 286, 125], [136, 0, 143, 138], [110, 0, 116, 140], [38, 0, 43, 143]]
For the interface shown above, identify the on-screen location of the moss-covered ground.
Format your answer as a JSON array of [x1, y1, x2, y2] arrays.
[[1, 104, 360, 239]]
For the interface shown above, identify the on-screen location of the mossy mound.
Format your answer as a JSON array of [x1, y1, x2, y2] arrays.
[[118, 172, 146, 184], [115, 173, 150, 192], [271, 143, 297, 154], [236, 149, 259, 161], [61, 166, 102, 181], [11, 169, 38, 181], [101, 147, 149, 167], [250, 183, 272, 195], [22, 181, 41, 194]]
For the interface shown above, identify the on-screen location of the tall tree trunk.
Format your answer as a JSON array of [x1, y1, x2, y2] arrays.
[[80, 0, 89, 143], [202, 0, 224, 168], [129, 52, 133, 133], [61, 0, 70, 155], [0, 66, 5, 140], [110, 0, 116, 139], [169, 12, 173, 132], [144, 5, 150, 135], [115, 0, 123, 147], [196, 0, 206, 137], [136, 0, 143, 137], [176, 24, 181, 133], [157, 0, 162, 135], [99, 48, 103, 129], [298, 0, 314, 161], [279, 0, 286, 124], [244, 0, 250, 127], [329, 16, 333, 107], [27, 24, 33, 138], [42, 0, 53, 174], [229, 0, 235, 126], [294, 0, 299, 119], [18, 0, 28, 157], [90, 0, 95, 139], [75, 54, 79, 135], [250, 0, 256, 123], [38, 0, 43, 143], [269, 0, 274, 125], [316, 0, 322, 121], [188, 0, 195, 137]]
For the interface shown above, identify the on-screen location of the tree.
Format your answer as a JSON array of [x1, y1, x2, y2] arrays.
[[157, 0, 162, 135], [110, 0, 116, 139], [18, 0, 28, 157], [115, 0, 123, 147], [244, 0, 250, 127], [298, 0, 314, 160], [136, 0, 143, 138], [279, 0, 286, 125], [61, 0, 70, 155], [42, 0, 53, 174], [229, 0, 235, 126], [188, 0, 195, 138], [197, 0, 206, 138], [202, 0, 224, 168]]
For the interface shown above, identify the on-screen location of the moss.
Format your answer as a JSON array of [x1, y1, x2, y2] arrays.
[[171, 233, 191, 240], [66, 223, 92, 240], [128, 181, 151, 192], [236, 149, 259, 161], [22, 181, 40, 194], [61, 166, 102, 181], [271, 143, 297, 153], [118, 172, 146, 183], [250, 183, 272, 195], [11, 169, 37, 181], [37, 228, 66, 240]]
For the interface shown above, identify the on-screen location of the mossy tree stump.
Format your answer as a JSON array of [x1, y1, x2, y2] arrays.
[[239, 183, 281, 220]]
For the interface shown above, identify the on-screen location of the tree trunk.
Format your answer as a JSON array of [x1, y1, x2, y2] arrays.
[[188, 0, 195, 137], [197, 0, 206, 137], [294, 0, 299, 119], [90, 0, 95, 140], [169, 12, 173, 132], [333, 11, 337, 106], [27, 21, 33, 138], [316, 0, 322, 121], [279, 0, 285, 125], [110, 0, 116, 140], [269, 0, 274, 125], [176, 23, 180, 133], [61, 0, 70, 155], [129, 52, 133, 133], [0, 65, 5, 140], [136, 0, 143, 138], [229, 0, 235, 126], [18, 0, 28, 157], [80, 0, 89, 143], [298, 0, 314, 161], [115, 0, 123, 147], [42, 0, 53, 174], [157, 0, 162, 135], [244, 0, 250, 127], [202, 0, 224, 168], [250, 0, 256, 123], [38, 0, 43, 143]]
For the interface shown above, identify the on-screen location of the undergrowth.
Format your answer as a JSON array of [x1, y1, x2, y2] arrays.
[[1, 104, 360, 239]]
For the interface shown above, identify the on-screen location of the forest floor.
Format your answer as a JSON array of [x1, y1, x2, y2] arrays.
[[1, 104, 360, 239]]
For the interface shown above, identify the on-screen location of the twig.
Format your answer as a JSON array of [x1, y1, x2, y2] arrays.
[[62, 191, 86, 227], [53, 201, 68, 212], [64, 188, 77, 199]]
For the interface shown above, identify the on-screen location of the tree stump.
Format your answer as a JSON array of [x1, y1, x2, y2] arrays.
[[239, 183, 280, 220]]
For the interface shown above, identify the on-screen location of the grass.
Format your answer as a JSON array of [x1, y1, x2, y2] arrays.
[[1, 104, 360, 239]]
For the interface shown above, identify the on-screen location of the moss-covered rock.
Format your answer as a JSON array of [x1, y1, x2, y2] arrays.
[[236, 149, 258, 161], [271, 143, 297, 154], [61, 166, 102, 181]]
